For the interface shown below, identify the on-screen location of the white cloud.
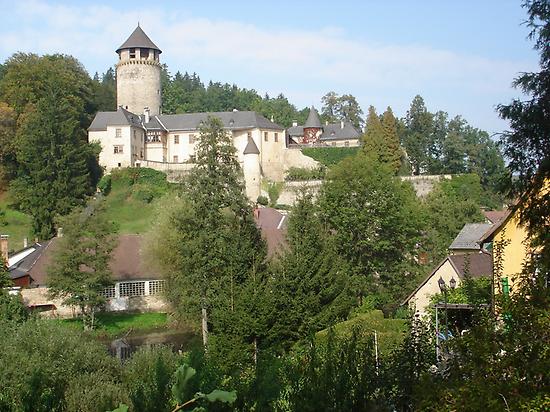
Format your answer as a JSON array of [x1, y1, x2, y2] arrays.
[[0, 0, 537, 132]]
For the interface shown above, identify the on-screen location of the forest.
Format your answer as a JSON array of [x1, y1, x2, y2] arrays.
[[0, 1, 549, 410]]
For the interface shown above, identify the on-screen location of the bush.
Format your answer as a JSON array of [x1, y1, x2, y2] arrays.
[[132, 187, 155, 204], [256, 195, 268, 206], [123, 347, 181, 412], [285, 166, 326, 181], [302, 147, 359, 166], [97, 175, 112, 195]]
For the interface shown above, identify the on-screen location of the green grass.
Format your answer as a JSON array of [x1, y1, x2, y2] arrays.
[[55, 312, 169, 338], [0, 192, 33, 252], [316, 310, 407, 355], [102, 168, 174, 234], [302, 147, 360, 167]]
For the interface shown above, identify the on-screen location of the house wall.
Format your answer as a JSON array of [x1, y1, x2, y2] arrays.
[[92, 126, 145, 171], [493, 213, 530, 296], [408, 259, 462, 316]]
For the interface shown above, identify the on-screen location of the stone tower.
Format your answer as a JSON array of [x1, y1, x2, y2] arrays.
[[116, 25, 162, 116], [243, 136, 261, 201], [303, 106, 322, 143]]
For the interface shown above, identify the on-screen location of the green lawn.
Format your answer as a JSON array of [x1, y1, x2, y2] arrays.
[[55, 312, 169, 338], [316, 310, 407, 355], [0, 192, 33, 252], [102, 188, 159, 234]]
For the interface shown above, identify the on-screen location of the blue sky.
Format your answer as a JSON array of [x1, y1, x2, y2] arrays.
[[0, 0, 539, 133]]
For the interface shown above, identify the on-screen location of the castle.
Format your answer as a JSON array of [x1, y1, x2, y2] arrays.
[[88, 26, 357, 200]]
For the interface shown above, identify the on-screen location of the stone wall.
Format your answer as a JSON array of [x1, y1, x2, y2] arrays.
[[400, 174, 452, 197], [117, 60, 162, 116]]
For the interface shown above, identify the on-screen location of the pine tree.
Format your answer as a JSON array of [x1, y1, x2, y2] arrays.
[[11, 91, 95, 239], [47, 198, 118, 330], [380, 107, 402, 174], [403, 95, 433, 175], [362, 106, 384, 154]]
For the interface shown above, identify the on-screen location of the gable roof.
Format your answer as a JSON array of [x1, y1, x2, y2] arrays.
[[483, 210, 508, 225], [88, 106, 144, 131], [116, 25, 161, 54], [320, 122, 361, 141], [402, 251, 492, 305], [304, 106, 322, 128], [449, 223, 493, 250], [157, 111, 283, 131], [481, 209, 514, 242]]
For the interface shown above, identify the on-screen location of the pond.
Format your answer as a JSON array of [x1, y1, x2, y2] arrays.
[[105, 329, 198, 360]]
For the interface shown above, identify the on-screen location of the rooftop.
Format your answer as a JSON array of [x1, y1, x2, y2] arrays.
[[449, 223, 493, 251], [116, 25, 162, 54]]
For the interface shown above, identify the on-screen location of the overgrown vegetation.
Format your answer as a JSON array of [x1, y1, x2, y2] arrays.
[[301, 147, 359, 167], [284, 166, 326, 181]]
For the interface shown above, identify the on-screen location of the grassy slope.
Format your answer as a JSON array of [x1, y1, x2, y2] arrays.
[[0, 191, 33, 252], [316, 310, 407, 355], [54, 312, 169, 338], [302, 147, 360, 167]]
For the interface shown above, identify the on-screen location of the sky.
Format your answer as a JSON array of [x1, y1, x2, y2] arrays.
[[0, 0, 540, 134]]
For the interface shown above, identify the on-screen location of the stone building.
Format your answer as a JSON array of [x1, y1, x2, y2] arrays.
[[287, 106, 362, 147], [89, 25, 316, 201]]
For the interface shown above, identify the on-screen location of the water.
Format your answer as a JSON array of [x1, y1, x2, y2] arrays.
[[107, 329, 197, 360]]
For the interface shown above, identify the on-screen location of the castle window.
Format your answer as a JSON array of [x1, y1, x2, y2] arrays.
[[173, 155, 179, 163], [141, 49, 149, 60], [129, 48, 136, 59], [140, 150, 144, 159], [274, 132, 279, 142], [174, 135, 179, 144], [189, 134, 196, 144], [114, 145, 124, 154], [264, 132, 268, 142], [115, 128, 122, 138]]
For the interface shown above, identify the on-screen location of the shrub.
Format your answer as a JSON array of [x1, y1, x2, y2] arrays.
[[257, 195, 268, 206], [285, 166, 326, 181], [132, 187, 155, 204], [97, 175, 112, 195], [302, 147, 359, 166]]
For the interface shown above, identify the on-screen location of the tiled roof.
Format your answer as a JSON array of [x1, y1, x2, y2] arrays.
[[158, 111, 283, 131], [448, 252, 493, 278], [116, 25, 161, 54], [320, 122, 361, 141], [88, 106, 144, 131], [304, 106, 322, 128], [449, 223, 492, 250], [483, 210, 508, 224]]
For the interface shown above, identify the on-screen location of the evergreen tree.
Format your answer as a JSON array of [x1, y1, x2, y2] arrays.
[[0, 256, 11, 289], [11, 91, 96, 238], [48, 199, 118, 330], [149, 117, 266, 352], [0, 102, 16, 187], [362, 105, 384, 151], [380, 107, 402, 173], [403, 95, 433, 175]]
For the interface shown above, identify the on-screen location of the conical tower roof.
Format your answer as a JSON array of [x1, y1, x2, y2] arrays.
[[243, 136, 260, 155], [304, 106, 322, 128], [116, 25, 162, 54]]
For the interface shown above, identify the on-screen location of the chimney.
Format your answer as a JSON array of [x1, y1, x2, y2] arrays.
[[144, 107, 150, 124], [292, 120, 298, 127], [340, 120, 344, 129], [57, 227, 63, 238], [0, 235, 8, 265], [23, 238, 28, 248], [270, 115, 274, 122]]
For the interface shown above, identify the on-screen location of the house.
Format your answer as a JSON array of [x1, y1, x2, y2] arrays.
[[448, 223, 492, 254], [404, 252, 492, 316], [480, 208, 530, 297], [89, 25, 316, 202], [287, 106, 361, 147], [6, 234, 167, 316]]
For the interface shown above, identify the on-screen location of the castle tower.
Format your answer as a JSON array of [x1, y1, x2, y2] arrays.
[[243, 136, 261, 201], [303, 106, 322, 143], [116, 25, 162, 116]]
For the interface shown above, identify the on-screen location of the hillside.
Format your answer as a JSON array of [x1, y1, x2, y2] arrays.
[[316, 310, 407, 355], [0, 191, 33, 252], [101, 168, 174, 234]]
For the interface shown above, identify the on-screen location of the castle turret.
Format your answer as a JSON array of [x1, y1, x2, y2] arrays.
[[243, 136, 261, 201], [303, 106, 322, 143], [116, 25, 162, 116]]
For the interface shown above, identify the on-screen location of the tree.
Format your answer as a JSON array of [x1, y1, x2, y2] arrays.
[[497, 0, 550, 264], [403, 95, 433, 175], [320, 91, 364, 129], [47, 199, 118, 330], [10, 91, 97, 239], [148, 117, 266, 351], [0, 102, 17, 187], [318, 152, 423, 307]]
